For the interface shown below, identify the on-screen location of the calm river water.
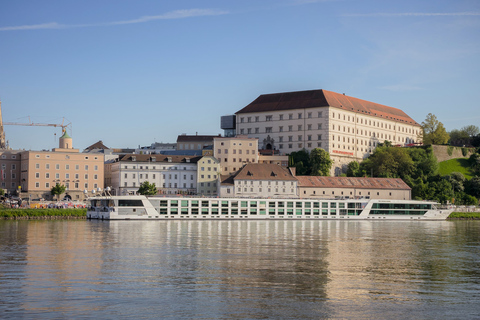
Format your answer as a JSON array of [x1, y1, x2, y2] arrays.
[[0, 219, 479, 319]]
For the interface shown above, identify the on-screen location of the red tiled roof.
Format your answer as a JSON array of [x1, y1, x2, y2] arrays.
[[236, 89, 420, 126], [235, 163, 297, 181], [296, 176, 411, 190]]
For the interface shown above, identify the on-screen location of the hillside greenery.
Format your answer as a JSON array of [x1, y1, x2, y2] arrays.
[[438, 158, 475, 179]]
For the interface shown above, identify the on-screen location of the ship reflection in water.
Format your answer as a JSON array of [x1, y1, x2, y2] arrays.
[[0, 220, 479, 319]]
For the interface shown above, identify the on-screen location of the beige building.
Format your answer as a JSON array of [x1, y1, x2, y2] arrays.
[[296, 176, 411, 200], [236, 89, 422, 175], [196, 155, 221, 195], [20, 132, 105, 200], [0, 150, 22, 196], [219, 163, 297, 198], [213, 135, 259, 174]]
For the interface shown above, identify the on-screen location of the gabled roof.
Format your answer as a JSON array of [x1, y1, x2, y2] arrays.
[[120, 154, 201, 164], [84, 140, 109, 151], [296, 176, 411, 190], [235, 163, 297, 181], [236, 89, 420, 126]]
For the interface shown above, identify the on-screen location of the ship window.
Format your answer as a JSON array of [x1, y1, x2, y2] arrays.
[[118, 200, 144, 207]]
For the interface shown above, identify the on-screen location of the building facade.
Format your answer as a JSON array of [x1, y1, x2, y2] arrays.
[[108, 154, 200, 195], [0, 150, 22, 196], [235, 89, 422, 175], [213, 135, 259, 174], [219, 163, 297, 198], [196, 156, 221, 195], [176, 134, 221, 152], [296, 176, 411, 200]]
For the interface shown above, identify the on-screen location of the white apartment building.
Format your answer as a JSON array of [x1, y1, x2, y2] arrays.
[[108, 154, 200, 195], [213, 135, 259, 174], [219, 163, 297, 198], [235, 89, 422, 175]]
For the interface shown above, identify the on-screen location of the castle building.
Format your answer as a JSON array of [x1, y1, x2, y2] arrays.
[[235, 89, 422, 175]]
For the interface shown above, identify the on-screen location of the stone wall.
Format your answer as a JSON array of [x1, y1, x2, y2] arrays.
[[431, 145, 475, 162]]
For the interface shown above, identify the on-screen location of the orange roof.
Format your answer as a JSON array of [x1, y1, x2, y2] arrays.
[[236, 89, 420, 126], [296, 176, 411, 190]]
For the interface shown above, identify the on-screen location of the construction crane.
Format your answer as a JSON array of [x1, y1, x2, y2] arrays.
[[4, 117, 71, 134]]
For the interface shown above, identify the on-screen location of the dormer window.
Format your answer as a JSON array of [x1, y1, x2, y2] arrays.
[[132, 156, 136, 161]]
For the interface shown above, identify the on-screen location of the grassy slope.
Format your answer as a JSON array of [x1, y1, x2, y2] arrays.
[[438, 158, 474, 179]]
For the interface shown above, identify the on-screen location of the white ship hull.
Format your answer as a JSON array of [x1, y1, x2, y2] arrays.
[[87, 195, 453, 221]]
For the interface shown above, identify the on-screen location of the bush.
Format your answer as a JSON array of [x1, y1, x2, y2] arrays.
[[0, 208, 87, 219], [447, 146, 454, 156]]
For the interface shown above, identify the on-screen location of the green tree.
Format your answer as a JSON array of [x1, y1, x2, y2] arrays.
[[309, 148, 332, 176], [346, 161, 360, 177], [289, 149, 311, 175], [407, 146, 438, 179], [461, 125, 480, 138], [359, 145, 413, 179], [421, 113, 449, 145], [51, 183, 66, 200], [0, 188, 4, 196], [137, 181, 157, 196], [466, 176, 480, 199]]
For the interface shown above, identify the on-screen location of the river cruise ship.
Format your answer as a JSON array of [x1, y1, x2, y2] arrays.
[[86, 195, 453, 220]]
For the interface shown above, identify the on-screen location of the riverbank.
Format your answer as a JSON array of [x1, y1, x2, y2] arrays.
[[1, 209, 479, 220], [0, 208, 87, 220], [447, 212, 480, 220]]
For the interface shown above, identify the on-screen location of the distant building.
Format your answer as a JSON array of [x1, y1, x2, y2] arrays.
[[176, 134, 221, 152], [0, 149, 22, 196], [213, 135, 259, 174], [236, 89, 422, 175]]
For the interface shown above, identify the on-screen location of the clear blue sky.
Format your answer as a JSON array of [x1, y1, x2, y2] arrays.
[[1, 0, 479, 151]]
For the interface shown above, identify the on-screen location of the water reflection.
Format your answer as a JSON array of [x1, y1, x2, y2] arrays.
[[0, 220, 479, 319]]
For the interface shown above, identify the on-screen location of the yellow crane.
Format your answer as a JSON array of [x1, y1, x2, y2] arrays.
[[4, 117, 71, 134]]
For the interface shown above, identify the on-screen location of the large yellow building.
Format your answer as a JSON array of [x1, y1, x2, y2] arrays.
[[18, 132, 104, 200]]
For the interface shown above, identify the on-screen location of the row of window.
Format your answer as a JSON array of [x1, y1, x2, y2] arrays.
[[123, 182, 196, 189], [35, 172, 98, 180], [238, 180, 295, 186], [217, 149, 255, 155], [124, 173, 195, 180], [332, 111, 418, 134], [34, 182, 98, 189], [123, 165, 193, 170], [240, 112, 324, 123], [237, 187, 295, 193], [34, 163, 99, 170], [34, 154, 99, 160], [239, 123, 324, 135]]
